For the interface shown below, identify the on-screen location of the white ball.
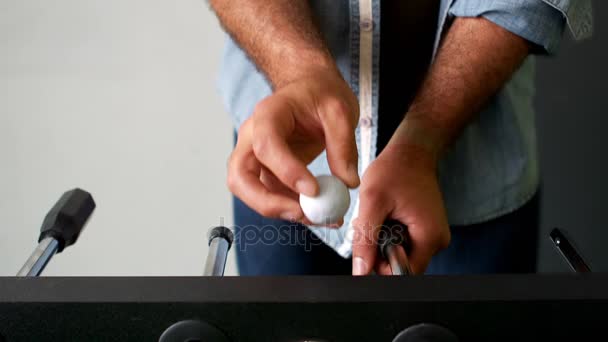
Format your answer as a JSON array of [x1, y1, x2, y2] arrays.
[[299, 175, 350, 225]]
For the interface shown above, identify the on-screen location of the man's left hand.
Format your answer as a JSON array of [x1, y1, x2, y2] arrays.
[[352, 135, 451, 275]]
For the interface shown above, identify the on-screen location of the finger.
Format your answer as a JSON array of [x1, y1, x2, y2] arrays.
[[397, 218, 450, 275], [228, 149, 305, 221], [318, 99, 360, 188], [260, 166, 299, 201], [352, 191, 391, 276], [408, 242, 436, 275], [324, 218, 344, 229], [374, 260, 392, 276], [251, 99, 319, 196]]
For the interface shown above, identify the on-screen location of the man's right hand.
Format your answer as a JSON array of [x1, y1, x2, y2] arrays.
[[227, 67, 360, 223]]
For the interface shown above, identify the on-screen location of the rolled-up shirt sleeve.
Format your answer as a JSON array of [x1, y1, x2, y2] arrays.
[[448, 0, 568, 54]]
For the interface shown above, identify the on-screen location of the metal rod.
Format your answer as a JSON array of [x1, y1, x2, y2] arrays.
[[550, 228, 591, 273], [203, 237, 230, 276], [386, 244, 412, 275], [17, 237, 59, 276]]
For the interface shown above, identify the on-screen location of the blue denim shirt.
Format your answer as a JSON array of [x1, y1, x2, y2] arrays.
[[216, 0, 594, 258]]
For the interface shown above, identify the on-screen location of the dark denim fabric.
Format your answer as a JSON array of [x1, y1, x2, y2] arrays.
[[232, 191, 540, 276]]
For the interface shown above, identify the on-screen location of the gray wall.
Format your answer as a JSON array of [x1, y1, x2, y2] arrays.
[[536, 0, 607, 272], [0, 0, 237, 276]]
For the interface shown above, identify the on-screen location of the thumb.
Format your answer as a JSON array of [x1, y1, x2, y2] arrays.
[[352, 193, 390, 275]]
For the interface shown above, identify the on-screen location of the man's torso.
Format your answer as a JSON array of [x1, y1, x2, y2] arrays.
[[216, 0, 592, 258]]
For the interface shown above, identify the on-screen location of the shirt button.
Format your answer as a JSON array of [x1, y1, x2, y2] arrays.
[[360, 19, 373, 32], [360, 117, 372, 128]]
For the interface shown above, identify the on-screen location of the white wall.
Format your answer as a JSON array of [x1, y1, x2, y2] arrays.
[[0, 0, 238, 276]]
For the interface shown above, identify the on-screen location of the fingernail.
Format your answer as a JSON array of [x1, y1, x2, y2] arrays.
[[353, 257, 369, 276], [329, 220, 344, 229], [295, 179, 316, 196]]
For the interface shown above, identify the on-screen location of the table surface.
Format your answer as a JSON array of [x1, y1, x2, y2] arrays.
[[1, 274, 607, 342]]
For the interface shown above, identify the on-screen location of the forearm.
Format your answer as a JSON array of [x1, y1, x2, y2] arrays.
[[209, 0, 338, 88], [390, 17, 531, 161]]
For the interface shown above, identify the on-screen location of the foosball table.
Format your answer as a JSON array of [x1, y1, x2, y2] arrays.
[[1, 189, 606, 341]]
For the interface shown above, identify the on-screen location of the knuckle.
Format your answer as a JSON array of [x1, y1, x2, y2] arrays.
[[438, 229, 451, 250], [323, 98, 351, 118], [431, 226, 451, 251], [360, 187, 383, 204], [226, 170, 238, 193], [226, 149, 237, 171], [235, 128, 246, 143], [251, 135, 270, 159], [225, 154, 232, 170], [236, 123, 247, 137], [252, 98, 272, 116], [257, 205, 277, 218], [354, 224, 374, 246], [276, 164, 299, 187], [237, 116, 254, 137], [320, 98, 355, 125], [226, 152, 243, 192]]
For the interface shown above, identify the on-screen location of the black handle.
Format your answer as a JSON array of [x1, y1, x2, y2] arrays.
[[377, 219, 411, 259], [208, 226, 234, 249], [38, 188, 96, 253], [392, 323, 459, 342], [159, 320, 230, 342], [550, 228, 591, 273]]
